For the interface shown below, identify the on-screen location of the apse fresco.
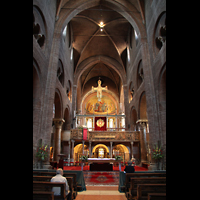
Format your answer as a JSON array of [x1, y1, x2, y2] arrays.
[[86, 95, 116, 114]]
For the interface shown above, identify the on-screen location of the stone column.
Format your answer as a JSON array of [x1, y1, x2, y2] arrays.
[[123, 84, 130, 130], [115, 117, 117, 130], [93, 117, 94, 130], [72, 85, 77, 129], [53, 118, 65, 162], [131, 141, 134, 159], [71, 140, 75, 162], [137, 120, 148, 163], [89, 141, 92, 157], [81, 140, 85, 171], [82, 140, 85, 155], [68, 140, 71, 165], [110, 141, 113, 158]]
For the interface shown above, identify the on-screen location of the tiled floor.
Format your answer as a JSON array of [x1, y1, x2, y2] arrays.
[[76, 186, 126, 200]]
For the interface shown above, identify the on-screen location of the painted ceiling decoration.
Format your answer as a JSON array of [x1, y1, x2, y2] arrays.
[[85, 94, 116, 115]]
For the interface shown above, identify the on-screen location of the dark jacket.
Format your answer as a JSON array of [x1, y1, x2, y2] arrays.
[[124, 165, 135, 173]]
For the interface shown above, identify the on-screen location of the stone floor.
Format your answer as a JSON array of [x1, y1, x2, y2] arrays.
[[75, 186, 126, 200]]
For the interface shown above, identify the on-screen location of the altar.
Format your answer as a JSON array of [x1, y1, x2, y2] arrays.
[[88, 158, 115, 163], [87, 158, 122, 171]]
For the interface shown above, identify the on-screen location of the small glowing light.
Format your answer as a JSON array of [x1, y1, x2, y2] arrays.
[[134, 30, 138, 40], [127, 46, 130, 62], [99, 21, 104, 28], [100, 28, 103, 31], [70, 48, 73, 60]]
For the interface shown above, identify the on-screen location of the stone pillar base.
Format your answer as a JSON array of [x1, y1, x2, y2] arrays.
[[43, 164, 51, 169], [148, 163, 157, 171]]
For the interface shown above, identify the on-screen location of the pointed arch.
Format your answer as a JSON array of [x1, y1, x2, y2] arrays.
[[54, 88, 63, 118], [138, 91, 147, 119]]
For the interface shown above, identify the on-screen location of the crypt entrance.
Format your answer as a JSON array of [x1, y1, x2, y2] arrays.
[[72, 140, 135, 164], [92, 144, 109, 158]]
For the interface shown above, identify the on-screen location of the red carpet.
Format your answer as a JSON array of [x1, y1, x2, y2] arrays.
[[63, 165, 148, 171], [63, 165, 89, 171], [83, 171, 119, 186]]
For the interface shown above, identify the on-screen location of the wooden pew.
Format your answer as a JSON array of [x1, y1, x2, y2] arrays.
[[124, 173, 166, 198], [33, 191, 54, 200], [147, 193, 166, 200], [137, 184, 166, 200], [33, 181, 68, 200], [33, 176, 74, 199], [63, 173, 78, 198], [128, 177, 166, 200], [33, 171, 78, 198]]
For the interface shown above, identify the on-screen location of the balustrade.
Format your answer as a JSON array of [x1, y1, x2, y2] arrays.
[[70, 129, 140, 141]]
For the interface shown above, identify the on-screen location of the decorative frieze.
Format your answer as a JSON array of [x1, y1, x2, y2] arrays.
[[70, 129, 140, 141]]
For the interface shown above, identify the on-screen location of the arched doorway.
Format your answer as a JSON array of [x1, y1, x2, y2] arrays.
[[113, 144, 129, 162], [74, 143, 89, 164], [92, 144, 110, 158]]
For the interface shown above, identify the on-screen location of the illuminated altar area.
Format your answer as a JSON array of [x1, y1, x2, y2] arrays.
[[68, 78, 144, 167], [75, 79, 126, 131]]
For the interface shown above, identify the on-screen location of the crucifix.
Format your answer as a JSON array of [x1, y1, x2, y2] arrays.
[[92, 78, 107, 101]]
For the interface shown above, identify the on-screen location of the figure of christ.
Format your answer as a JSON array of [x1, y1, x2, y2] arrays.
[[92, 79, 107, 101]]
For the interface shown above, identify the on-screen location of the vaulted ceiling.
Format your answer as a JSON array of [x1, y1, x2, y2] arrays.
[[71, 5, 131, 68], [57, 0, 145, 98]]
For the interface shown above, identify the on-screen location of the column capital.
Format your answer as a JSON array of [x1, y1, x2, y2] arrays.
[[53, 118, 65, 128], [136, 119, 148, 129], [71, 140, 75, 143]]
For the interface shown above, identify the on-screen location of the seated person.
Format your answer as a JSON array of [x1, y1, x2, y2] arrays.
[[51, 168, 71, 200], [124, 160, 135, 173]]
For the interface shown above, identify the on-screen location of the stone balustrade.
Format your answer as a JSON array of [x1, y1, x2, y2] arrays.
[[70, 129, 140, 142]]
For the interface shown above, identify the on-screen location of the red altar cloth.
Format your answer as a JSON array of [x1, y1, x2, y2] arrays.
[[94, 117, 107, 131]]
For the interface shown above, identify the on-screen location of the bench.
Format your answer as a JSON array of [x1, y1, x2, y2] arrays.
[[33, 176, 74, 200], [124, 173, 166, 197], [128, 177, 166, 200], [33, 181, 68, 200], [147, 193, 166, 200], [33, 191, 54, 200], [137, 184, 166, 200], [33, 171, 78, 198]]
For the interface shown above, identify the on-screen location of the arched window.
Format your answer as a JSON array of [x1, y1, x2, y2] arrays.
[[154, 12, 166, 55], [57, 59, 64, 87], [87, 118, 92, 131], [33, 6, 46, 49], [137, 60, 143, 89]]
